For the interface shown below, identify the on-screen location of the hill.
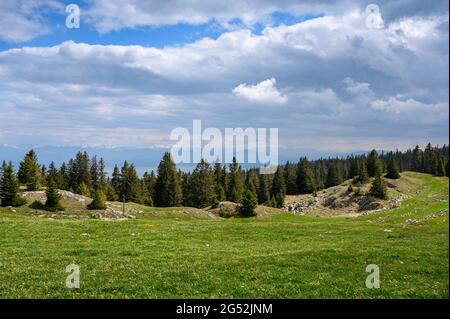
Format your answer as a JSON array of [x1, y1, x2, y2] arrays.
[[0, 172, 447, 298]]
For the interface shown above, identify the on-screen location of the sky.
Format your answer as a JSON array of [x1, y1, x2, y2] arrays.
[[0, 0, 448, 165]]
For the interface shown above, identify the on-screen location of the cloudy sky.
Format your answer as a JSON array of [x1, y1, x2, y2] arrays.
[[0, 0, 448, 157]]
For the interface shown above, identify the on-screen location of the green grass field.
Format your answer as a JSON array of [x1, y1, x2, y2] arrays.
[[0, 172, 448, 298]]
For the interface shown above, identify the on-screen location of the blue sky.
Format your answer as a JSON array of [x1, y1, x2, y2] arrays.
[[0, 0, 448, 166]]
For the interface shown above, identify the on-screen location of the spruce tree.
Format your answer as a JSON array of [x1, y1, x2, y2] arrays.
[[0, 162, 26, 207], [270, 167, 286, 208], [44, 181, 64, 211], [213, 159, 226, 201], [369, 174, 388, 200], [367, 150, 382, 177], [186, 159, 215, 208], [241, 188, 258, 217], [296, 157, 315, 194], [257, 173, 270, 204], [325, 162, 341, 188], [385, 156, 400, 179], [18, 149, 42, 191], [436, 157, 446, 177], [284, 161, 297, 195], [142, 171, 156, 206], [121, 162, 143, 203], [154, 152, 182, 207], [355, 161, 369, 184], [227, 157, 244, 203]]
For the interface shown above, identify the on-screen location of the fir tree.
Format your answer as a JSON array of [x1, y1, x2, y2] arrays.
[[241, 188, 258, 217], [436, 157, 446, 177], [367, 150, 382, 177], [18, 149, 42, 191], [284, 161, 297, 195], [186, 159, 215, 208], [270, 167, 286, 208], [296, 157, 315, 194], [385, 156, 400, 179], [326, 162, 341, 188], [355, 160, 369, 184], [120, 162, 143, 203], [0, 162, 26, 207], [44, 181, 64, 212], [154, 152, 182, 207], [213, 159, 226, 201], [142, 171, 156, 206], [257, 173, 270, 204], [227, 157, 244, 203], [369, 174, 388, 200]]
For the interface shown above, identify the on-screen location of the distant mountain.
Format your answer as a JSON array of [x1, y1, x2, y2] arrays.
[[0, 145, 367, 176]]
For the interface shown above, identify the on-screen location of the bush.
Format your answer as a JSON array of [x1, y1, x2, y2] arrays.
[[11, 195, 27, 207], [347, 184, 354, 193], [30, 200, 45, 210], [87, 189, 107, 210]]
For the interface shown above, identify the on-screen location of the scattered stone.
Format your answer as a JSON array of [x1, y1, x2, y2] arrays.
[[383, 228, 393, 232], [405, 218, 419, 225]]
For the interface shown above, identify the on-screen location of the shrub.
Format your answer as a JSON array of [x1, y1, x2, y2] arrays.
[[87, 189, 107, 210]]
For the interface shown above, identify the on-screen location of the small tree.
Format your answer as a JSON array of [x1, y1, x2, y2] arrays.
[[0, 162, 26, 207], [87, 188, 107, 210], [241, 188, 258, 217], [385, 156, 400, 179], [44, 182, 64, 212], [369, 174, 388, 200]]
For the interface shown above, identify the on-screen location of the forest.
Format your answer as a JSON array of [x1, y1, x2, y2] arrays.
[[1, 143, 448, 214]]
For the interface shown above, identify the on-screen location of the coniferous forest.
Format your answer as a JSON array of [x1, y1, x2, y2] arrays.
[[1, 143, 448, 211]]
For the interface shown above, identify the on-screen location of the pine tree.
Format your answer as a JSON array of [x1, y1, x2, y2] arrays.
[[111, 165, 121, 198], [186, 159, 215, 208], [270, 167, 286, 208], [367, 150, 382, 177], [47, 162, 62, 187], [296, 157, 315, 194], [18, 149, 43, 191], [142, 171, 156, 206], [0, 162, 26, 207], [213, 159, 226, 201], [348, 156, 359, 179], [326, 162, 341, 188], [227, 157, 244, 203], [120, 162, 143, 203], [436, 157, 446, 177], [355, 160, 369, 184], [241, 188, 258, 217], [369, 174, 388, 200], [154, 152, 182, 207], [411, 145, 422, 172], [257, 173, 270, 204], [284, 161, 297, 195], [385, 156, 400, 179], [44, 181, 64, 212], [87, 188, 107, 210]]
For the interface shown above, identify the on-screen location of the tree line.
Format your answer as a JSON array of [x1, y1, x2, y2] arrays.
[[1, 143, 448, 213]]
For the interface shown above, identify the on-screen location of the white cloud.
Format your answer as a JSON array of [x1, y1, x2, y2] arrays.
[[0, 0, 62, 43], [0, 6, 448, 150], [232, 78, 287, 104]]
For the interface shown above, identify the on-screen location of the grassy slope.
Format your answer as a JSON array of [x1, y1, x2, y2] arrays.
[[0, 172, 448, 298]]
